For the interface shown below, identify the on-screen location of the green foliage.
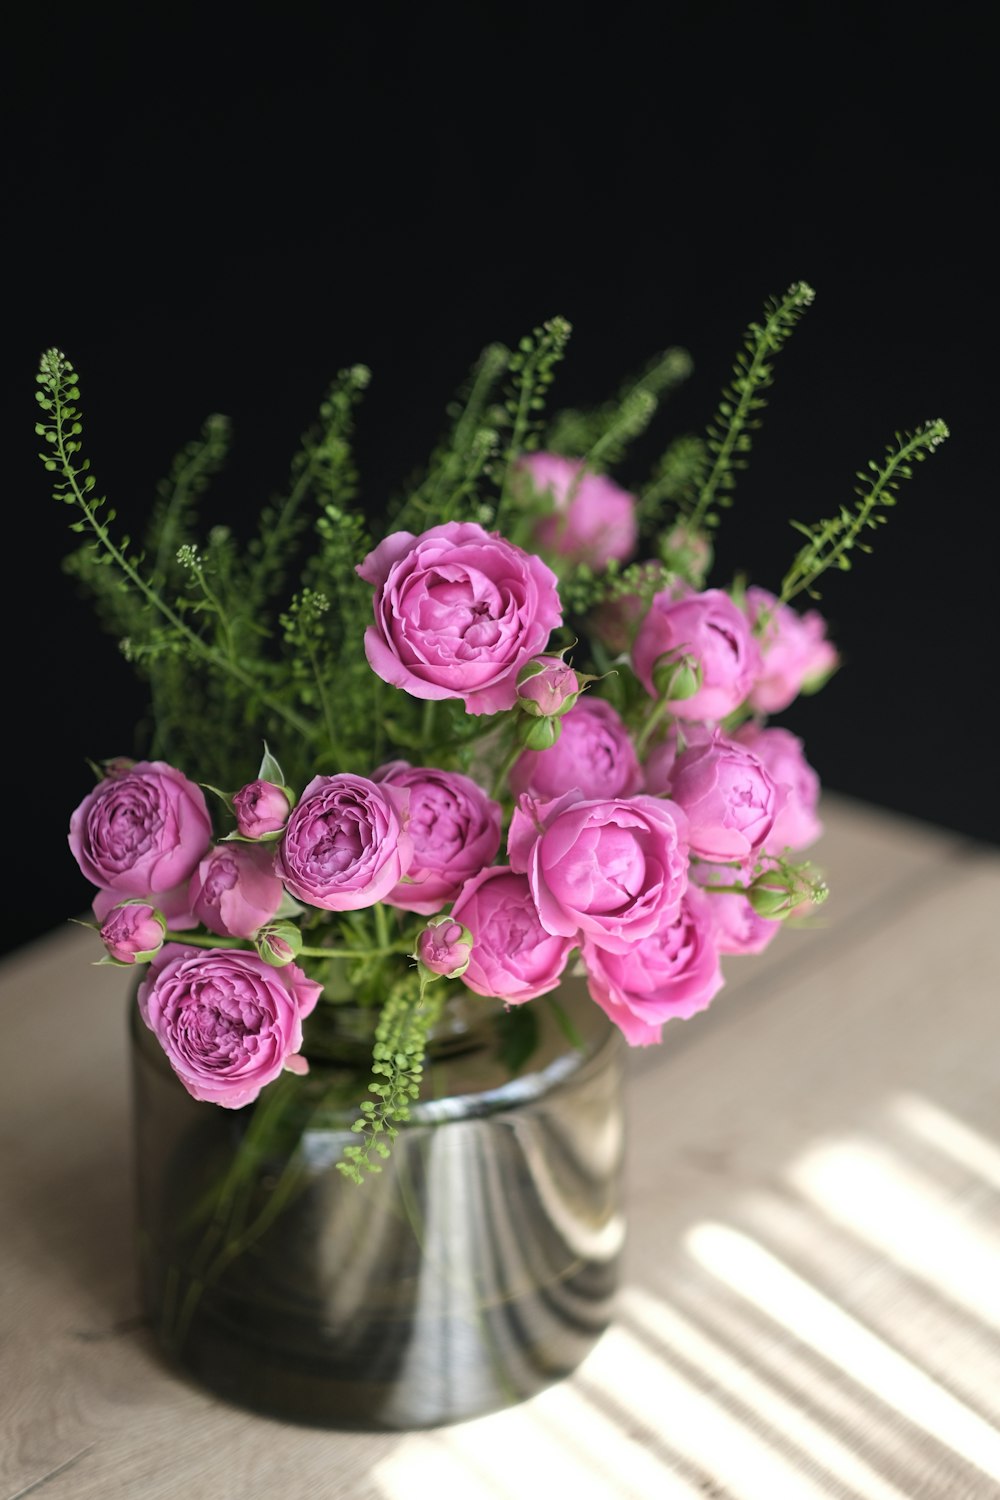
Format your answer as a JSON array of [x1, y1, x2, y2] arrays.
[[685, 281, 815, 533], [493, 317, 573, 525], [390, 342, 509, 534], [545, 346, 693, 471], [337, 972, 441, 1183], [780, 420, 949, 602]]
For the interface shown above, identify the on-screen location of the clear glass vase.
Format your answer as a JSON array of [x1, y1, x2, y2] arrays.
[[129, 976, 626, 1429]]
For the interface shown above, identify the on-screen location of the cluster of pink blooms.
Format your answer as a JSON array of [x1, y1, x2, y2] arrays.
[[69, 456, 836, 1108]]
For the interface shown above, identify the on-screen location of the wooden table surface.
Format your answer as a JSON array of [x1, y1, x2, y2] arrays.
[[3, 794, 999, 1500]]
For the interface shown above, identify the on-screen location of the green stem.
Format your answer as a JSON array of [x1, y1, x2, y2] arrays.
[[491, 736, 524, 801], [634, 696, 673, 760], [161, 930, 409, 960]]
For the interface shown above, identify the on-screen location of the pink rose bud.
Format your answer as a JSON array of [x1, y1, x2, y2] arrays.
[[416, 917, 473, 980], [233, 779, 293, 838], [516, 656, 581, 718], [99, 901, 166, 964], [255, 920, 303, 967]]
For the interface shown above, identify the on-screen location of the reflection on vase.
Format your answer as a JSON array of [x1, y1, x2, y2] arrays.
[[131, 977, 626, 1429]]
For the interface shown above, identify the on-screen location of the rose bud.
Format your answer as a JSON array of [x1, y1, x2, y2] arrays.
[[233, 779, 294, 839], [516, 656, 581, 718], [518, 714, 563, 752], [748, 865, 829, 919], [415, 917, 473, 980], [651, 652, 701, 701], [99, 901, 166, 965], [255, 920, 303, 967]]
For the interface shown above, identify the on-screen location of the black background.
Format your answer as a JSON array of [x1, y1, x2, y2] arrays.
[[5, 5, 996, 956]]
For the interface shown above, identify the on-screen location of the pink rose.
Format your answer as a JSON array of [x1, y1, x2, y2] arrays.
[[508, 790, 690, 955], [632, 587, 760, 720], [745, 586, 839, 713], [137, 945, 321, 1108], [99, 901, 166, 964], [450, 866, 576, 1002], [189, 842, 285, 938], [733, 724, 823, 854], [692, 864, 781, 956], [416, 918, 473, 979], [582, 885, 725, 1044], [69, 759, 212, 901], [509, 697, 643, 802], [357, 522, 562, 715], [232, 780, 292, 838], [371, 761, 501, 915], [669, 732, 779, 863], [275, 774, 412, 911], [519, 453, 638, 570], [517, 656, 580, 717]]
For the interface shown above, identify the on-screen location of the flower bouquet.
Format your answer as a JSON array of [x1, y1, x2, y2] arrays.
[[36, 284, 946, 1426]]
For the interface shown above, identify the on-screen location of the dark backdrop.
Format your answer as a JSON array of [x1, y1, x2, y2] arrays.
[[5, 6, 995, 956]]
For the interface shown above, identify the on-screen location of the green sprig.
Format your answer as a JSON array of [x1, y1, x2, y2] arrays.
[[780, 419, 949, 602]]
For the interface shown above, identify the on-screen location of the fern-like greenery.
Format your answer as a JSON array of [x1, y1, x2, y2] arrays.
[[780, 420, 949, 602]]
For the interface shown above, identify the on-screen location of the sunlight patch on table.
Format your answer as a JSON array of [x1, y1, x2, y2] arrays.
[[687, 1222, 1000, 1483], [891, 1092, 1000, 1192], [788, 1135, 1000, 1328], [619, 1284, 913, 1500]]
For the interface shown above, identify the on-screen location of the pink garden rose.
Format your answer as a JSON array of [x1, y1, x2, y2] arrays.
[[99, 901, 166, 964], [450, 866, 576, 1002], [232, 779, 292, 839], [508, 790, 690, 955], [669, 732, 779, 862], [275, 774, 412, 910], [509, 697, 643, 802], [582, 885, 725, 1044], [357, 522, 562, 715], [745, 586, 839, 714], [70, 759, 212, 913], [189, 842, 285, 938], [137, 945, 322, 1108], [372, 761, 502, 915], [519, 453, 638, 570], [733, 723, 823, 854], [632, 587, 760, 720]]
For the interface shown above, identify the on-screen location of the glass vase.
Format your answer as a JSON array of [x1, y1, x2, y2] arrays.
[[129, 975, 626, 1430]]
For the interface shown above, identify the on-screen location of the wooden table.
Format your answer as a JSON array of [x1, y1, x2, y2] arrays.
[[3, 794, 999, 1499]]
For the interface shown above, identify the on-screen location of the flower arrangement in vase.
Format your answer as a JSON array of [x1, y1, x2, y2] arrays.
[[36, 283, 947, 1427]]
